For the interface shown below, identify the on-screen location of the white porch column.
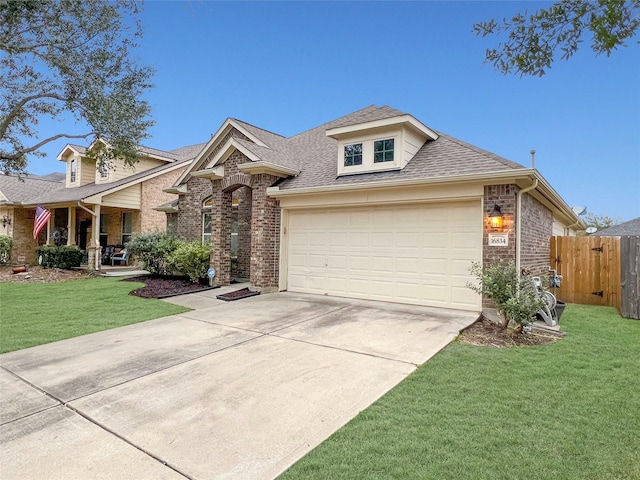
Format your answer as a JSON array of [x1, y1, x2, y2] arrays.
[[86, 204, 101, 271]]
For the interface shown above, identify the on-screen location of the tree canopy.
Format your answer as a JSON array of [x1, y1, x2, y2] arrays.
[[474, 0, 640, 76], [0, 0, 155, 173]]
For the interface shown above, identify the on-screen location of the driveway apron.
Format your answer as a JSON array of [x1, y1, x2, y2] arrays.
[[1, 291, 478, 480]]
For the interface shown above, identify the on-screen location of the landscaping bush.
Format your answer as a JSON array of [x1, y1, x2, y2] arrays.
[[36, 245, 84, 269], [467, 260, 545, 332], [166, 241, 212, 283], [126, 232, 180, 275], [0, 235, 12, 264]]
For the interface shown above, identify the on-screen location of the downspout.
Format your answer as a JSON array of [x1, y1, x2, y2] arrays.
[[77, 202, 97, 217], [515, 178, 538, 276]]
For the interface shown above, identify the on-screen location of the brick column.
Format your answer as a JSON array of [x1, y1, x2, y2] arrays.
[[250, 174, 280, 291], [209, 180, 232, 286]]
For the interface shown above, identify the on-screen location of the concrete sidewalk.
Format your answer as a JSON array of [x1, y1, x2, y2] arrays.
[[1, 291, 478, 480]]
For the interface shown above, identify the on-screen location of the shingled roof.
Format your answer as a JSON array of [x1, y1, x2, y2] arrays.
[[262, 105, 526, 190], [590, 217, 640, 236], [12, 143, 205, 206], [0, 174, 64, 204]]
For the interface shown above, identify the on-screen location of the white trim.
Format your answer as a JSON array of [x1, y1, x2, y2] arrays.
[[238, 161, 299, 177], [208, 138, 261, 167], [163, 184, 188, 194], [326, 114, 438, 141], [173, 118, 269, 186], [56, 145, 85, 161], [192, 165, 225, 180]]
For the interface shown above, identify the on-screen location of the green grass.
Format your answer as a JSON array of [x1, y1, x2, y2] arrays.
[[0, 277, 190, 353], [279, 305, 640, 480]]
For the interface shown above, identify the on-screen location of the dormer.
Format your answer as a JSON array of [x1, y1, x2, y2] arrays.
[[326, 114, 438, 176], [57, 144, 93, 188]]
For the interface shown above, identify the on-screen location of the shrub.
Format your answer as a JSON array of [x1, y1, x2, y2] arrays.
[[126, 232, 180, 275], [36, 245, 84, 269], [0, 235, 12, 264], [167, 241, 212, 283], [467, 260, 545, 332]]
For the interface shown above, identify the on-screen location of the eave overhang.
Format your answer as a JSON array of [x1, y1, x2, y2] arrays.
[[238, 161, 299, 178], [191, 165, 225, 180], [326, 114, 439, 142], [163, 185, 188, 194], [267, 168, 583, 228]]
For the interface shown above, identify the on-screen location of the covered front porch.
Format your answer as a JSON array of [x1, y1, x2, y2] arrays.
[[21, 203, 139, 270]]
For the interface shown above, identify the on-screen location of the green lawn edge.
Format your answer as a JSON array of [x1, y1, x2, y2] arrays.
[[0, 277, 191, 353], [279, 304, 640, 480]]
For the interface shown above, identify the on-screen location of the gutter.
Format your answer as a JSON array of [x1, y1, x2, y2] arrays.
[[267, 169, 536, 197], [515, 178, 538, 276]]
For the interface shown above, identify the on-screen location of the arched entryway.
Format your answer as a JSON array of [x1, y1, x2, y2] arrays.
[[208, 169, 281, 291]]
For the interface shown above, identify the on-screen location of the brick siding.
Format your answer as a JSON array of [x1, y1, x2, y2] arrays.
[[520, 192, 553, 275], [483, 184, 517, 266], [140, 166, 187, 233]]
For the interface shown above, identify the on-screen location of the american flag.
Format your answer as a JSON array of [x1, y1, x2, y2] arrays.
[[33, 205, 51, 239]]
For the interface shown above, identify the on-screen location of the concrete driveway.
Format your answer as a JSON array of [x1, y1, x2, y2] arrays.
[[1, 289, 478, 480]]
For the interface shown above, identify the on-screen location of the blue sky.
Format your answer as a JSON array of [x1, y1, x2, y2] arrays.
[[31, 1, 640, 221]]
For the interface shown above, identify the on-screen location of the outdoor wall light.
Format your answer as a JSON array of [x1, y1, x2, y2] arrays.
[[1, 215, 11, 228], [489, 204, 504, 229]]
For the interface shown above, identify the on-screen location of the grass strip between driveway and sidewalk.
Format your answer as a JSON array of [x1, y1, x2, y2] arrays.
[[0, 277, 190, 354], [279, 304, 640, 480]]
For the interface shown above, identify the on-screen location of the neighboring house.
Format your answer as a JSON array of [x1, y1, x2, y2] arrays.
[[165, 105, 583, 312], [0, 142, 204, 268], [590, 217, 640, 236]]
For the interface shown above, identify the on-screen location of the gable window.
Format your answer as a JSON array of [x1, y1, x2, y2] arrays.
[[99, 161, 109, 179], [344, 143, 363, 166], [70, 159, 77, 182], [374, 139, 394, 163]]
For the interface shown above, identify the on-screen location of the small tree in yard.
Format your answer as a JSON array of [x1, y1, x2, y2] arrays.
[[467, 261, 545, 333]]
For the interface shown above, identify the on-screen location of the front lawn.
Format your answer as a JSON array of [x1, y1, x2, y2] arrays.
[[0, 277, 190, 353], [280, 305, 640, 480]]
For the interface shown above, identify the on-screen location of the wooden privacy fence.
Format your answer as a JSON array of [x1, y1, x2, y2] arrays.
[[550, 236, 640, 319]]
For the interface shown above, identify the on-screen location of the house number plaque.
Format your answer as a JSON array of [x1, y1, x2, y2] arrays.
[[488, 234, 508, 246]]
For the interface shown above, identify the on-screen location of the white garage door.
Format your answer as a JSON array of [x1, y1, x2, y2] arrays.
[[286, 201, 482, 311]]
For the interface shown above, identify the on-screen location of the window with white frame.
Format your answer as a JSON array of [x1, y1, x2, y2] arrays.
[[202, 212, 212, 245], [99, 155, 109, 179], [338, 134, 400, 175], [70, 159, 77, 182], [344, 143, 363, 166], [121, 212, 132, 245], [202, 196, 213, 245], [373, 139, 394, 163]]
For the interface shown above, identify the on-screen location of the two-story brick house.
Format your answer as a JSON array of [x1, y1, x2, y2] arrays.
[[0, 141, 203, 269]]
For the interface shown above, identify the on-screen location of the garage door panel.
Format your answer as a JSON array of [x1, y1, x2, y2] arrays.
[[287, 201, 482, 310], [370, 256, 393, 273]]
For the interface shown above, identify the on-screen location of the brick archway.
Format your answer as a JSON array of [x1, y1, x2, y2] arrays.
[[209, 169, 281, 291]]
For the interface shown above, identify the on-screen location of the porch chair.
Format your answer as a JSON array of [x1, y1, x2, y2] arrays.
[[111, 248, 130, 266]]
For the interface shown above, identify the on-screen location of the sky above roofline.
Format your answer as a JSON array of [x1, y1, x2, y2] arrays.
[[24, 1, 640, 221]]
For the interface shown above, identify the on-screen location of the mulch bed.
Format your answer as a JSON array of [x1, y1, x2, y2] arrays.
[[458, 316, 559, 348], [124, 275, 216, 299], [0, 265, 93, 283], [216, 287, 260, 302]]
